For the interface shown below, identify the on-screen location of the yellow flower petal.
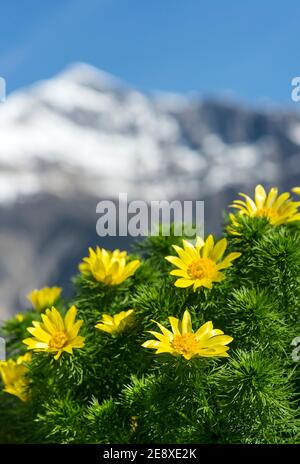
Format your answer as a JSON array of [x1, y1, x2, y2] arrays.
[[50, 307, 64, 331], [175, 278, 194, 288], [239, 193, 257, 213], [148, 331, 166, 341], [27, 326, 51, 343], [254, 184, 266, 208], [41, 314, 57, 335], [210, 238, 227, 262], [64, 305, 78, 333], [165, 255, 189, 270], [182, 240, 199, 259], [68, 320, 83, 340], [195, 321, 213, 338], [95, 323, 112, 333], [292, 187, 300, 195], [142, 340, 160, 349], [204, 335, 233, 347], [168, 317, 181, 334], [195, 236, 204, 250], [181, 310, 192, 334], [170, 269, 189, 277], [202, 234, 214, 258], [23, 338, 48, 349], [154, 321, 173, 341], [265, 187, 278, 208]]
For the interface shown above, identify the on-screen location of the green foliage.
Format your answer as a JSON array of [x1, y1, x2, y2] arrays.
[[1, 311, 36, 358], [212, 350, 299, 443], [0, 215, 299, 444]]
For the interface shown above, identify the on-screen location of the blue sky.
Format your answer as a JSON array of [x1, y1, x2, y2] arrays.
[[1, 0, 300, 105]]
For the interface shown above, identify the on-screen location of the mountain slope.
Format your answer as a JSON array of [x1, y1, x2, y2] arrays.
[[1, 62, 300, 316], [2, 62, 300, 203]]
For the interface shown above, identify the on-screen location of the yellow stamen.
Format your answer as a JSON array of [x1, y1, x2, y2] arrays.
[[187, 258, 217, 280], [49, 331, 68, 350], [171, 333, 198, 357]]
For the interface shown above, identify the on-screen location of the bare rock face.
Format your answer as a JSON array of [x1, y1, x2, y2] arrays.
[[1, 63, 300, 317]]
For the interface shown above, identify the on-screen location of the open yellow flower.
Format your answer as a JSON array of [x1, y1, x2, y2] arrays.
[[142, 310, 233, 360], [165, 235, 241, 290], [27, 286, 62, 312], [23, 306, 85, 360], [229, 184, 300, 230], [79, 247, 140, 285], [15, 313, 24, 322], [0, 353, 31, 401], [95, 309, 134, 335]]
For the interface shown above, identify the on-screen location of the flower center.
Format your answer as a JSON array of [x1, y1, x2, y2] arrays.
[[49, 331, 68, 349], [171, 333, 199, 357], [187, 258, 216, 280]]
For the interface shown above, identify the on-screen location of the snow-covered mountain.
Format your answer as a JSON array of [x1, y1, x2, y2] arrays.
[[1, 62, 300, 317], [2, 62, 300, 203], [0, 63, 201, 202]]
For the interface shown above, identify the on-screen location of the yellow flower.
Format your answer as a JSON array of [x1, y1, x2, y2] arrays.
[[165, 235, 241, 290], [95, 309, 134, 335], [0, 353, 31, 401], [15, 313, 24, 322], [142, 310, 233, 360], [229, 184, 300, 230], [23, 306, 85, 360], [27, 287, 62, 312], [79, 247, 140, 285]]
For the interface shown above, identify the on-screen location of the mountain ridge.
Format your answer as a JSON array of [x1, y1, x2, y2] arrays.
[[1, 62, 300, 317], [1, 62, 300, 203]]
